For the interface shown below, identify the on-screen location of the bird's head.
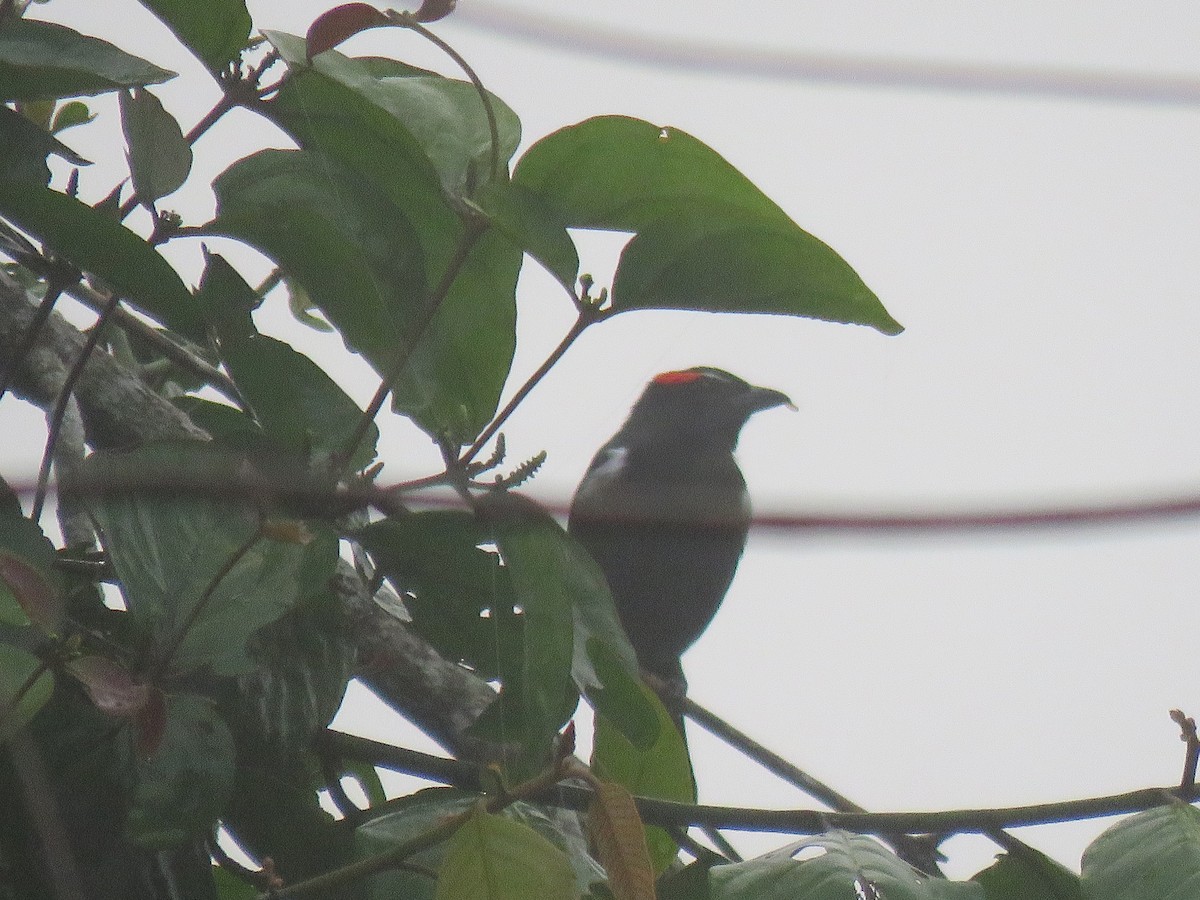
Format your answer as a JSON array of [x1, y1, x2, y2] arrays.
[[621, 367, 794, 452]]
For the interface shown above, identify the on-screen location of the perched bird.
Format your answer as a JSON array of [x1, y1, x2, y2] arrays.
[[568, 367, 793, 696]]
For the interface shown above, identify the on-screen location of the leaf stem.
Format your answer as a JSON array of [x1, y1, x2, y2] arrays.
[[148, 524, 264, 681], [458, 308, 600, 468], [392, 13, 502, 183]]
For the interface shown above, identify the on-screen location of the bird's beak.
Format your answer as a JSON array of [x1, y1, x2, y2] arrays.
[[746, 385, 796, 414]]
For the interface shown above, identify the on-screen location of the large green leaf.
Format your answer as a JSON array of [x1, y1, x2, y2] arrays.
[[613, 206, 901, 333], [225, 751, 357, 891], [477, 493, 658, 774], [136, 0, 252, 74], [436, 806, 575, 900], [127, 693, 235, 848], [234, 591, 356, 752], [470, 494, 578, 775], [593, 698, 694, 874], [358, 511, 514, 677], [1081, 803, 1200, 900], [0, 180, 203, 337], [261, 40, 523, 441], [0, 19, 175, 101], [515, 115, 901, 334], [266, 31, 520, 195], [474, 179, 578, 292], [265, 64, 455, 264], [119, 87, 192, 204], [515, 115, 792, 232], [394, 227, 519, 443], [206, 148, 426, 376], [223, 333, 380, 471], [85, 443, 339, 676], [712, 832, 983, 900]]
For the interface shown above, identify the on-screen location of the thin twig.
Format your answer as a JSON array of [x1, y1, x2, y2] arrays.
[[684, 698, 943, 873], [31, 292, 121, 521], [66, 279, 243, 406], [321, 729, 1199, 836]]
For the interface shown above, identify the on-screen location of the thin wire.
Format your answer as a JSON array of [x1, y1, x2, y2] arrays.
[[451, 3, 1200, 107]]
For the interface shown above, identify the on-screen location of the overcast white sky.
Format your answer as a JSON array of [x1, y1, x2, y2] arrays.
[[22, 0, 1200, 878]]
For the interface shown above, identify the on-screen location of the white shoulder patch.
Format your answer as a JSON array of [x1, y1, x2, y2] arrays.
[[577, 446, 628, 498]]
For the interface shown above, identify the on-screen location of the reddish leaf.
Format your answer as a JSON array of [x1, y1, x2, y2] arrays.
[[306, 3, 391, 61], [588, 780, 656, 900], [0, 551, 63, 632], [413, 0, 456, 23], [69, 656, 151, 719]]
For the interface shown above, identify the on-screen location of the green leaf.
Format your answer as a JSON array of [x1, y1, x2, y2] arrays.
[[515, 115, 791, 232], [515, 115, 901, 334], [172, 396, 268, 451], [0, 180, 204, 337], [593, 697, 694, 873], [660, 858, 718, 900], [136, 0, 252, 74], [394, 227, 519, 444], [475, 494, 583, 771], [259, 46, 522, 441], [50, 99, 96, 132], [474, 179, 578, 292], [711, 832, 983, 900], [1081, 803, 1200, 900], [119, 87, 192, 204], [357, 789, 477, 900], [0, 487, 63, 631], [265, 31, 521, 195], [234, 591, 356, 752], [0, 19, 175, 101], [85, 443, 338, 676], [612, 207, 902, 334], [263, 63, 455, 270], [974, 848, 1082, 900], [225, 751, 356, 889], [206, 148, 426, 382], [213, 866, 258, 900], [128, 693, 235, 847], [220, 332, 380, 471], [0, 643, 53, 742], [358, 512, 513, 676], [0, 104, 89, 184], [195, 247, 259, 336], [436, 806, 575, 900]]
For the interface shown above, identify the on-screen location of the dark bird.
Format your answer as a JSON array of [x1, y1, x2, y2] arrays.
[[568, 367, 793, 698]]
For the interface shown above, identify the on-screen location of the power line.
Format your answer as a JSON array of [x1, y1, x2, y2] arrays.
[[20, 471, 1200, 535], [451, 3, 1200, 107]]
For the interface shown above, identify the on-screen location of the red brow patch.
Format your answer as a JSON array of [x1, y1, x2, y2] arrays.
[[653, 370, 703, 385]]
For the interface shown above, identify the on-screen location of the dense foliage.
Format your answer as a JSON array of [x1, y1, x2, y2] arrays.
[[0, 2, 1194, 899]]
